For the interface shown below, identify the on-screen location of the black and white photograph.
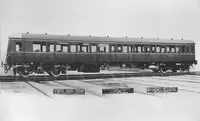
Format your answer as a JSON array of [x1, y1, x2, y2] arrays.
[[0, 0, 200, 121]]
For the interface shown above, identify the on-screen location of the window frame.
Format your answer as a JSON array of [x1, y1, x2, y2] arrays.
[[32, 42, 46, 52], [176, 46, 180, 53], [191, 45, 195, 53], [117, 45, 123, 53], [186, 46, 190, 53], [155, 46, 161, 53], [56, 44, 62, 52], [15, 42, 23, 51], [61, 44, 69, 52], [77, 43, 89, 53], [181, 46, 185, 53], [98, 44, 109, 53], [70, 44, 77, 53], [146, 45, 151, 53], [128, 45, 135, 53], [135, 45, 143, 53], [90, 44, 97, 53], [110, 45, 116, 53], [122, 45, 128, 53], [161, 46, 166, 53], [151, 45, 156, 53]]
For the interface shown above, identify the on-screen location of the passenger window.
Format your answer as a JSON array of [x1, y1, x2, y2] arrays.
[[186, 47, 190, 53], [99, 46, 104, 52], [99, 44, 104, 53], [161, 46, 166, 53], [82, 46, 87, 52], [144, 46, 147, 53], [49, 44, 54, 52], [137, 46, 140, 53], [91, 45, 97, 52], [16, 42, 22, 51], [33, 44, 41, 52], [156, 46, 161, 53], [111, 45, 116, 52], [181, 46, 185, 53], [166, 46, 170, 53], [139, 46, 142, 53], [123, 45, 128, 53], [70, 45, 76, 53], [117, 45, 122, 52], [141, 46, 145, 53], [129, 45, 135, 53], [151, 46, 155, 53], [167, 46, 175, 53], [33, 42, 47, 52], [191, 46, 195, 53], [62, 44, 68, 52], [176, 46, 180, 53], [78, 43, 89, 53], [171, 47, 175, 53], [42, 45, 46, 52], [136, 45, 142, 53], [56, 45, 61, 52], [98, 44, 109, 53], [146, 46, 151, 53], [105, 45, 109, 53]]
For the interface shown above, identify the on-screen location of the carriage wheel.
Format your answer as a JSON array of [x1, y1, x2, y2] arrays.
[[179, 67, 183, 72], [50, 67, 61, 77], [151, 68, 159, 73], [172, 68, 177, 72], [106, 64, 110, 70], [18, 67, 31, 77], [159, 66, 167, 73]]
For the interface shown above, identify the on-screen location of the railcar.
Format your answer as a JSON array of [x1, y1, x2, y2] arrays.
[[4, 33, 197, 77]]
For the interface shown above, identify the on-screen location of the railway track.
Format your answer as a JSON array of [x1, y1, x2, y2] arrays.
[[117, 78, 200, 94], [79, 79, 162, 97], [136, 77, 200, 88], [153, 76, 200, 84], [21, 77, 52, 98], [0, 71, 198, 82], [176, 75, 200, 80], [53, 81, 103, 97]]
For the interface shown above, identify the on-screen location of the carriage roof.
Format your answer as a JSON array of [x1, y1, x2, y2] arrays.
[[9, 33, 195, 44]]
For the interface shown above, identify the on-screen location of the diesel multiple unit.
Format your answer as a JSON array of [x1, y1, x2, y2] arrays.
[[4, 33, 197, 77]]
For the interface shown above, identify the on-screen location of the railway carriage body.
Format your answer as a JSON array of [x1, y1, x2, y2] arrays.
[[5, 33, 197, 77]]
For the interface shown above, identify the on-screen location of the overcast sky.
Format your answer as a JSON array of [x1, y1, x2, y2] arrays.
[[0, 0, 200, 69]]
